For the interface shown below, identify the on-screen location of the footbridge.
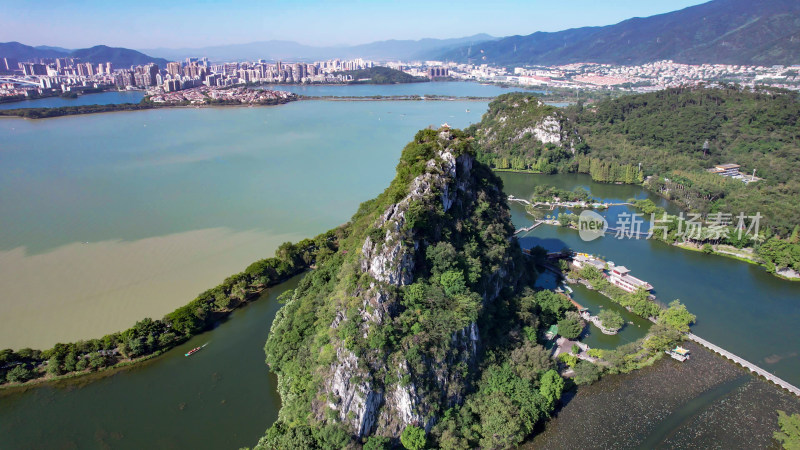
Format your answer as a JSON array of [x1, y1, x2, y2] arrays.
[[687, 333, 800, 397]]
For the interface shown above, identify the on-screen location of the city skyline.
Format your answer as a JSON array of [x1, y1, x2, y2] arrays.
[[2, 0, 708, 50]]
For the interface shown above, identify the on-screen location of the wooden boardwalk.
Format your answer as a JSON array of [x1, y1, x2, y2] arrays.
[[687, 333, 800, 397]]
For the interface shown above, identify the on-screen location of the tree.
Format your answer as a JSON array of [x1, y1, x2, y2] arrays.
[[597, 309, 625, 331], [573, 361, 601, 385], [538, 369, 564, 410], [643, 323, 683, 352], [426, 242, 458, 275], [46, 356, 62, 376], [5, 365, 31, 383], [510, 341, 554, 379], [63, 352, 78, 372], [774, 410, 800, 450], [439, 270, 467, 297], [658, 300, 696, 332], [401, 425, 427, 450], [557, 318, 583, 339], [364, 435, 392, 450]]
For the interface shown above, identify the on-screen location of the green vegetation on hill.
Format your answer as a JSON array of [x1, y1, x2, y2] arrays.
[[570, 86, 800, 235], [258, 128, 578, 448], [469, 92, 643, 183], [472, 88, 800, 276], [439, 0, 800, 66], [335, 66, 428, 84]]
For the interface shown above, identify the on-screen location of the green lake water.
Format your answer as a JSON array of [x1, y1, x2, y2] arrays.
[[0, 276, 299, 449]]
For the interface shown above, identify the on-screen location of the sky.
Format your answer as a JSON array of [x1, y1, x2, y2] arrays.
[[1, 0, 710, 50]]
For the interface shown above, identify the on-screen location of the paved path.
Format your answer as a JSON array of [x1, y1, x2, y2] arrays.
[[687, 332, 800, 397]]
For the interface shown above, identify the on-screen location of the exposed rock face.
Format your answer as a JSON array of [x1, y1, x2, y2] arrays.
[[516, 115, 563, 145], [326, 347, 384, 436], [476, 93, 579, 154], [319, 131, 521, 438]]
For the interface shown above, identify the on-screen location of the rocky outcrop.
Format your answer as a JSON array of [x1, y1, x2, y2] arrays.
[[319, 131, 519, 438], [515, 115, 563, 145]]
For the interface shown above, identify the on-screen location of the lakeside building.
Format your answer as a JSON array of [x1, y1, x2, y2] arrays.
[[608, 266, 653, 293], [708, 163, 741, 176], [572, 254, 653, 293], [707, 163, 760, 184]]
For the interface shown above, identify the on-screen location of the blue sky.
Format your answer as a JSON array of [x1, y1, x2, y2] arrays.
[[2, 0, 709, 49]]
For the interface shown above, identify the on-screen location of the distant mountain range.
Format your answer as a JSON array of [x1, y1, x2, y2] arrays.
[[139, 34, 497, 62], [4, 0, 800, 70], [0, 42, 169, 68], [439, 0, 800, 66]]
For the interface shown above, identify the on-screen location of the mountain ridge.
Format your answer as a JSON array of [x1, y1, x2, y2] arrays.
[[139, 34, 496, 62], [439, 0, 800, 66], [0, 42, 168, 68]]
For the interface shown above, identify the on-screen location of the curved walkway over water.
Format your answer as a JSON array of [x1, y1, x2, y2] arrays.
[[687, 333, 800, 397]]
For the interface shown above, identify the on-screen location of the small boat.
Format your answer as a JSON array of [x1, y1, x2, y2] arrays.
[[466, 109, 470, 113], [185, 343, 208, 357]]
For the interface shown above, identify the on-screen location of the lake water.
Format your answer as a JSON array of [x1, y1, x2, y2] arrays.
[[0, 82, 527, 112], [0, 275, 299, 450], [0, 100, 487, 349], [260, 81, 532, 97], [0, 91, 145, 110]]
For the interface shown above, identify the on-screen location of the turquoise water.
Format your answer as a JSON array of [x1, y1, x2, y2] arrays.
[[0, 91, 145, 109]]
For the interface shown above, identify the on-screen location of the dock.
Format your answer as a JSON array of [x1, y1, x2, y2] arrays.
[[687, 333, 800, 397]]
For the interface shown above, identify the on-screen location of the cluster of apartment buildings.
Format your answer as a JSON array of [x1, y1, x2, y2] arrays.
[[396, 59, 800, 92], [0, 56, 376, 100], [4, 52, 799, 102]]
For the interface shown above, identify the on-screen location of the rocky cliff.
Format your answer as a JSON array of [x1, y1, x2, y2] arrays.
[[260, 127, 532, 445], [471, 93, 578, 155]]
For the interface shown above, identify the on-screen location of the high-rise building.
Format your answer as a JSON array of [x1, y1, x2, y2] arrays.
[[167, 62, 182, 77], [85, 62, 95, 76], [106, 62, 113, 74], [114, 70, 135, 87], [2, 57, 18, 73], [22, 63, 48, 76]]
